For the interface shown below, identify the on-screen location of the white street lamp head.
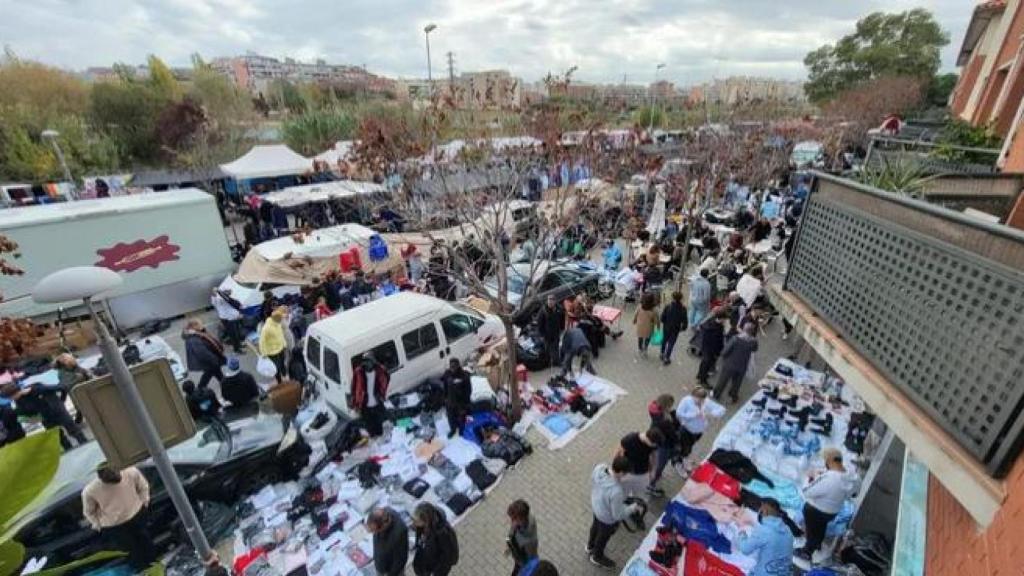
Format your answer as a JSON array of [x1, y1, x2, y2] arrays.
[[33, 266, 123, 304], [41, 129, 60, 139], [424, 23, 437, 33]]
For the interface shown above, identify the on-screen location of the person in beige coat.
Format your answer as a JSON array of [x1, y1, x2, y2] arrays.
[[633, 292, 660, 360]]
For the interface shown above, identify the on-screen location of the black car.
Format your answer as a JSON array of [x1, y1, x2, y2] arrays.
[[11, 413, 312, 567], [485, 261, 602, 326]]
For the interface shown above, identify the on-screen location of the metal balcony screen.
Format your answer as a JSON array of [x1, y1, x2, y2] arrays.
[[786, 177, 1024, 476]]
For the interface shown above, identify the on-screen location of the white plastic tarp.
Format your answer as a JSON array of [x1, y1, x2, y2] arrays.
[[220, 144, 313, 180], [646, 186, 667, 236], [315, 141, 356, 164], [261, 180, 386, 209]]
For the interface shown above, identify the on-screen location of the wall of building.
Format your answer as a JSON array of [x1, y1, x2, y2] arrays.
[[927, 454, 1024, 576], [952, 54, 986, 118]]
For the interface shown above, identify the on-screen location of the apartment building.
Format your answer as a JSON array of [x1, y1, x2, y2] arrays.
[[950, 0, 1024, 225], [210, 53, 393, 96]]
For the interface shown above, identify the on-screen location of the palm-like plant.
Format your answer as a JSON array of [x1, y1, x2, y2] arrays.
[[858, 155, 941, 198]]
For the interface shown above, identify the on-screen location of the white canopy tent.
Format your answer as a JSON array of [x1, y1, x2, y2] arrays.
[[220, 144, 313, 180]]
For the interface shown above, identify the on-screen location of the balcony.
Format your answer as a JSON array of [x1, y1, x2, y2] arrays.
[[769, 171, 1024, 525]]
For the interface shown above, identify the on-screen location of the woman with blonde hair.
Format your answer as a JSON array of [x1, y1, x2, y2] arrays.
[[797, 447, 858, 562]]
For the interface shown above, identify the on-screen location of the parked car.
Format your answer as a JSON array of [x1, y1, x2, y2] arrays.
[[10, 413, 315, 567], [485, 261, 602, 326]]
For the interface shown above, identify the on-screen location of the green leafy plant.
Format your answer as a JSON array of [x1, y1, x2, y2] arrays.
[[858, 155, 940, 197]]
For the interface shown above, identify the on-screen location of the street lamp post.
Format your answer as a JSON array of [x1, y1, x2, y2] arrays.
[[649, 63, 666, 134], [41, 129, 76, 200], [424, 23, 437, 97], [32, 267, 216, 565]]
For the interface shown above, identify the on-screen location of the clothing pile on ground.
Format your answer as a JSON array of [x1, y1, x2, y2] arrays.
[[230, 407, 530, 576], [523, 371, 628, 450], [622, 358, 877, 576]]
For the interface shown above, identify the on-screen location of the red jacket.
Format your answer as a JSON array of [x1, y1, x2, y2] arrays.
[[350, 364, 390, 411]]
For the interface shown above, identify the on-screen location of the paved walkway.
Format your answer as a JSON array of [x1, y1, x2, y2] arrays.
[[448, 299, 799, 575]]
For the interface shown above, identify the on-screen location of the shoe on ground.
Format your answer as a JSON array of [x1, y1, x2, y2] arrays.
[[589, 555, 616, 569], [662, 358, 671, 366], [645, 485, 666, 497], [794, 549, 812, 562]]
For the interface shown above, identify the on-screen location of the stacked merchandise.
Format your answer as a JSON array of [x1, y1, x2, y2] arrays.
[[621, 358, 877, 575], [526, 372, 628, 449], [231, 408, 531, 576]]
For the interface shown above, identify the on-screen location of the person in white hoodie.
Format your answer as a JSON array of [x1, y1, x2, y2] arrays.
[[587, 456, 641, 569], [797, 447, 858, 562]]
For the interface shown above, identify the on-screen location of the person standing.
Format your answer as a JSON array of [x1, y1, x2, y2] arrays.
[[616, 428, 665, 497], [412, 502, 459, 576], [259, 290, 277, 322], [713, 322, 759, 404], [632, 292, 659, 360], [674, 387, 723, 469], [587, 456, 643, 569], [367, 507, 409, 576], [442, 359, 472, 438], [54, 353, 93, 392], [258, 308, 288, 384], [737, 498, 793, 576], [182, 319, 227, 390], [221, 358, 260, 408], [536, 295, 565, 368], [314, 296, 333, 322], [797, 448, 858, 563], [658, 292, 688, 365], [351, 353, 390, 437], [688, 269, 712, 327], [211, 289, 245, 354], [647, 395, 680, 495], [82, 465, 156, 570], [696, 310, 727, 387], [506, 500, 539, 576]]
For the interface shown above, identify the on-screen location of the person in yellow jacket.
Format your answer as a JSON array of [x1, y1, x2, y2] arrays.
[[260, 307, 288, 383]]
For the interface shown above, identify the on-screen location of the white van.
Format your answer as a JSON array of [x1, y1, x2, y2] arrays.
[[305, 292, 505, 418]]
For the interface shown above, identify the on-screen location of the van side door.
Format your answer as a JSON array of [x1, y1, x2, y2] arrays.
[[398, 321, 446, 393]]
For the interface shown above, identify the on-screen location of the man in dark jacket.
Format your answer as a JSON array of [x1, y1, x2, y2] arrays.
[[351, 353, 390, 437], [2, 380, 87, 450], [182, 320, 226, 390], [558, 326, 596, 377], [658, 291, 688, 365], [221, 358, 259, 408], [0, 403, 25, 448], [713, 323, 759, 403], [367, 507, 409, 576], [443, 359, 472, 438], [696, 310, 727, 387], [535, 295, 565, 368], [182, 380, 221, 420]]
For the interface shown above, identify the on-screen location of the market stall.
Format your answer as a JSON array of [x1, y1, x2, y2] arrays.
[[621, 358, 882, 575], [228, 400, 532, 576], [522, 371, 627, 450]]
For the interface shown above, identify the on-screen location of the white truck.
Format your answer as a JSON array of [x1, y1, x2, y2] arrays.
[[0, 189, 234, 328]]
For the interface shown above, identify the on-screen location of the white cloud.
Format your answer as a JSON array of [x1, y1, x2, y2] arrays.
[[0, 0, 973, 84]]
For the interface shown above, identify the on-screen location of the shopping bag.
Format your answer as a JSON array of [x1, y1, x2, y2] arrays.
[[257, 356, 277, 379], [651, 327, 664, 346]]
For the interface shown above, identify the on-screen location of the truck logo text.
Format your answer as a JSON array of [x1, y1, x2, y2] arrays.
[[95, 236, 181, 272]]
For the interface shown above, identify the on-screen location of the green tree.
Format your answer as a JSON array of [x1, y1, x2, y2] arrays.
[[146, 55, 181, 101], [282, 108, 357, 155], [804, 9, 949, 102], [268, 79, 307, 114], [927, 72, 959, 107], [89, 80, 165, 165]]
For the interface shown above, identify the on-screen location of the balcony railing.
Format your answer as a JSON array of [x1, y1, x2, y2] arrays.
[[785, 172, 1024, 477]]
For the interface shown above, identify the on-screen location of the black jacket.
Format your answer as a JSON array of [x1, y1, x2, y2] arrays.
[[373, 508, 409, 576], [186, 387, 221, 420], [221, 371, 259, 407], [536, 304, 565, 342], [660, 301, 688, 337], [182, 330, 225, 373], [443, 368, 473, 408], [700, 320, 726, 358], [0, 405, 26, 447], [413, 522, 459, 575]]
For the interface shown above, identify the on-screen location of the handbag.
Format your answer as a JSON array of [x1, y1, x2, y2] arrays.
[[650, 327, 664, 346]]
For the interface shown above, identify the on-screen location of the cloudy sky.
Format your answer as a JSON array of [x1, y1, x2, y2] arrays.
[[2, 0, 972, 84]]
